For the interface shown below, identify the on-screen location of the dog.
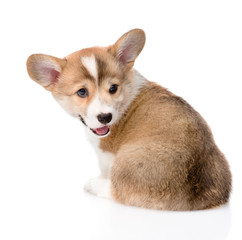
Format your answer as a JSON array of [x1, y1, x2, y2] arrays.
[[27, 29, 232, 210]]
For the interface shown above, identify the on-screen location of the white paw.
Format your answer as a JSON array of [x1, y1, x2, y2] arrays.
[[84, 177, 111, 199]]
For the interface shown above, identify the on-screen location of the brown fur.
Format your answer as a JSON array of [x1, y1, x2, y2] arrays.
[[26, 29, 232, 211], [100, 82, 232, 210]]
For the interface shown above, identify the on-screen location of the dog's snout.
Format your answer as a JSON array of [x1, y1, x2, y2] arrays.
[[97, 113, 112, 125]]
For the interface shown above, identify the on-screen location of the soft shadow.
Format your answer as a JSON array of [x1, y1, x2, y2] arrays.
[[83, 193, 231, 240], [108, 204, 231, 240]]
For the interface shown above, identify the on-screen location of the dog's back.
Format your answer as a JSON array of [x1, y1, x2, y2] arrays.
[[101, 81, 231, 210]]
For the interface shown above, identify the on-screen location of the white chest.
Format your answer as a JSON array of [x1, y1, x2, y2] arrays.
[[85, 128, 114, 178]]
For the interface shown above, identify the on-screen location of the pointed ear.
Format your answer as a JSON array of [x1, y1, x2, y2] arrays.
[[26, 54, 66, 91], [109, 29, 146, 70]]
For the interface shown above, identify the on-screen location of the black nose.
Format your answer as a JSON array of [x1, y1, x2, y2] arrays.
[[97, 113, 112, 125]]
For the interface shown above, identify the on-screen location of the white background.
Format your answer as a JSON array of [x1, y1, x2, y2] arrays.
[[0, 0, 241, 239]]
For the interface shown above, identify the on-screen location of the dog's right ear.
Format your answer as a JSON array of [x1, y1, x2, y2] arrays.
[[27, 54, 66, 91]]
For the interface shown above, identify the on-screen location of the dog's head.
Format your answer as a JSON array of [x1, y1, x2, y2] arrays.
[[27, 29, 145, 137]]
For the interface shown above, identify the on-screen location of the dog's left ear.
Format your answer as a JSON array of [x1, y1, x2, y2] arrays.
[[109, 29, 146, 70], [27, 54, 66, 91]]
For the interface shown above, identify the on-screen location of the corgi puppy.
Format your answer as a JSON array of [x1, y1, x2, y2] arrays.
[[27, 29, 232, 210]]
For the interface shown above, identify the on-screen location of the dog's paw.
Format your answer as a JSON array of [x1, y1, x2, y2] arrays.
[[84, 177, 111, 199]]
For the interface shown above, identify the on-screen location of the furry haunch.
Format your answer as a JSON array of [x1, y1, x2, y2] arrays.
[[27, 29, 232, 210]]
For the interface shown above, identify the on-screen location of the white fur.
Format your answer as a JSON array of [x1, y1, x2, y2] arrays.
[[85, 94, 118, 129], [84, 128, 114, 198], [84, 177, 111, 198], [128, 70, 147, 107], [97, 151, 114, 178], [85, 127, 114, 178], [81, 55, 98, 81]]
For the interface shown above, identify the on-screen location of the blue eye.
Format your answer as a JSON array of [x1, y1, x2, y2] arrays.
[[109, 84, 118, 94], [77, 88, 88, 98]]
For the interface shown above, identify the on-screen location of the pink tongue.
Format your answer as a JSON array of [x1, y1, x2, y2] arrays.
[[95, 126, 109, 135]]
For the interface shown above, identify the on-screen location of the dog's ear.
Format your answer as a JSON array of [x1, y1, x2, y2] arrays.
[[109, 29, 146, 70], [27, 54, 66, 91]]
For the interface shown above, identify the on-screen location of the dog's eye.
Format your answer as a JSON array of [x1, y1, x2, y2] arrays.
[[109, 84, 118, 94], [77, 88, 88, 98]]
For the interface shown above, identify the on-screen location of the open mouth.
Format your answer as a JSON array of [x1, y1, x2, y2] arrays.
[[91, 126, 110, 136], [78, 114, 110, 137]]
